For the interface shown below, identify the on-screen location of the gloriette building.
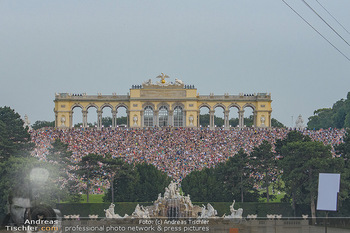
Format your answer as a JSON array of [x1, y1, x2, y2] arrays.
[[54, 74, 272, 129]]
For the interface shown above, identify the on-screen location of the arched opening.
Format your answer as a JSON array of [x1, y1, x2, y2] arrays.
[[101, 105, 113, 128], [228, 105, 240, 128], [173, 106, 184, 127], [213, 105, 225, 128], [199, 106, 210, 128], [144, 106, 154, 127], [243, 105, 255, 127], [87, 105, 98, 128], [72, 106, 83, 128], [116, 105, 128, 127], [159, 106, 169, 127]]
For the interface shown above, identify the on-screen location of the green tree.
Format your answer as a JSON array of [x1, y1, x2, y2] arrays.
[[181, 168, 220, 202], [47, 139, 72, 166], [250, 141, 277, 203], [229, 118, 239, 127], [117, 116, 127, 126], [102, 117, 128, 127], [134, 163, 171, 201], [307, 91, 350, 129], [0, 107, 32, 161], [308, 108, 333, 130], [344, 93, 350, 128], [101, 155, 130, 203], [234, 149, 255, 202], [74, 122, 94, 128], [228, 117, 284, 128], [182, 149, 259, 202], [104, 163, 138, 202], [0, 107, 35, 216], [335, 129, 350, 166], [243, 115, 254, 127], [101, 116, 128, 127], [0, 156, 65, 215], [332, 100, 346, 128], [214, 116, 224, 127], [199, 114, 224, 127], [275, 130, 311, 155], [216, 149, 258, 202], [199, 114, 210, 127], [271, 118, 285, 128], [105, 162, 171, 202], [199, 114, 278, 128], [334, 129, 350, 217], [229, 116, 254, 127], [32, 120, 55, 130], [73, 117, 127, 128], [46, 139, 80, 203], [279, 140, 339, 220], [0, 156, 34, 215], [0, 107, 67, 213], [73, 153, 104, 203], [275, 131, 311, 215], [102, 117, 113, 127], [0, 120, 10, 159]]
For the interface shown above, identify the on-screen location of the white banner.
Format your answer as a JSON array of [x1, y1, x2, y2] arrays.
[[317, 173, 340, 211]]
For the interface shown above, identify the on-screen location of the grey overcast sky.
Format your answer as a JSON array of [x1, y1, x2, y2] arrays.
[[1, 0, 350, 127]]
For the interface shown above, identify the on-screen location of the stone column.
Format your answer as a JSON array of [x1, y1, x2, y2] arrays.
[[183, 110, 187, 127], [112, 110, 117, 128], [209, 110, 215, 130], [55, 111, 58, 128], [140, 110, 144, 128], [126, 110, 130, 128], [197, 110, 200, 128], [154, 110, 159, 127], [239, 110, 244, 128], [97, 110, 102, 130], [168, 110, 174, 126], [82, 110, 88, 128], [224, 110, 230, 130], [253, 111, 257, 127], [69, 111, 73, 128]]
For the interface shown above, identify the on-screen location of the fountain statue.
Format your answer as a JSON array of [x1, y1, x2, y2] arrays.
[[198, 203, 217, 218], [132, 204, 150, 218], [104, 203, 128, 219], [224, 200, 243, 219]]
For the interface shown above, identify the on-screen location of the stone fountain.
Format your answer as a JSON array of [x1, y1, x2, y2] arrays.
[[131, 181, 203, 219], [105, 181, 220, 219], [105, 181, 243, 219]]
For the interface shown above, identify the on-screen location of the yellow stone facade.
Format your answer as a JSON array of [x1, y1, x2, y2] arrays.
[[54, 76, 272, 129]]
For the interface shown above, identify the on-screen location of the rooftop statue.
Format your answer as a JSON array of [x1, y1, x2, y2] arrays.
[[174, 78, 184, 86], [142, 79, 153, 86], [142, 73, 184, 88], [156, 73, 170, 84]]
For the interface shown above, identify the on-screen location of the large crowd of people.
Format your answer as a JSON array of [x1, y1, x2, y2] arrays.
[[30, 127, 346, 193]]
